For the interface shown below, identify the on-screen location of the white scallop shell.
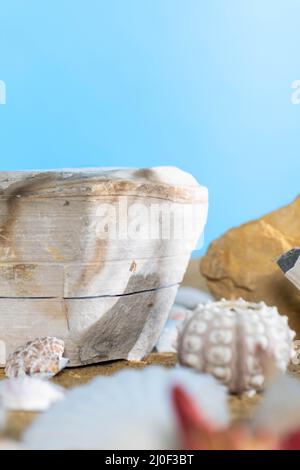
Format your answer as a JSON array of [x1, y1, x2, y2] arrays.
[[5, 337, 69, 379], [0, 377, 65, 411], [23, 365, 229, 450], [178, 298, 296, 394]]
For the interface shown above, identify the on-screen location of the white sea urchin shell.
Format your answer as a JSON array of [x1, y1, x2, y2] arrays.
[[178, 298, 296, 394], [5, 337, 69, 379], [0, 377, 65, 412], [23, 366, 229, 450]]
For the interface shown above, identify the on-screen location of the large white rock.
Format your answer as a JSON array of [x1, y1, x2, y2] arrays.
[[0, 167, 208, 366]]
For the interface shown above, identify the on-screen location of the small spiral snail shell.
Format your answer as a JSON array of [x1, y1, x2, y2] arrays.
[[178, 298, 296, 394]]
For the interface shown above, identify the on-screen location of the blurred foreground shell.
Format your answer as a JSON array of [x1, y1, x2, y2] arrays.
[[178, 298, 296, 394], [23, 366, 228, 450], [0, 377, 65, 412], [5, 337, 69, 379]]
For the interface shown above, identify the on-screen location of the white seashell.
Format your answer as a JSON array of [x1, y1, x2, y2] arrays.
[[23, 366, 229, 450], [5, 337, 69, 379], [0, 377, 65, 411], [178, 299, 296, 394], [175, 287, 214, 310]]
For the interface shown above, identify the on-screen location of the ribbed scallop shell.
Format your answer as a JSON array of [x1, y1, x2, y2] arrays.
[[5, 337, 69, 379], [23, 366, 229, 450], [178, 298, 296, 394]]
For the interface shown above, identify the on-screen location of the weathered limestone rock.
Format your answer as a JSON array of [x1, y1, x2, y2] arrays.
[[201, 196, 300, 335], [0, 167, 208, 366]]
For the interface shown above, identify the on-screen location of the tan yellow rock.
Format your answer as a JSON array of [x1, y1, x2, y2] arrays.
[[201, 196, 300, 335]]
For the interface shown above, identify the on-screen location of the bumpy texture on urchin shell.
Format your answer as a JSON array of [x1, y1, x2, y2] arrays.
[[5, 337, 69, 379], [178, 298, 296, 394]]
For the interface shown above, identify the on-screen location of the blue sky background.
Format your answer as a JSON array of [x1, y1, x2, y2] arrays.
[[0, 1, 299, 250]]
